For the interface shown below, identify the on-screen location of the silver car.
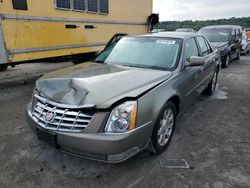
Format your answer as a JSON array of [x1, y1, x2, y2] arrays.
[[26, 32, 221, 163], [241, 31, 250, 55]]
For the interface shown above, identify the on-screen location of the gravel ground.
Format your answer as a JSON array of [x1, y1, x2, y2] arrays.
[[0, 56, 250, 188]]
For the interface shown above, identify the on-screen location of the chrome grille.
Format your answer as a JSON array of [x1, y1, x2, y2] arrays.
[[31, 94, 94, 133]]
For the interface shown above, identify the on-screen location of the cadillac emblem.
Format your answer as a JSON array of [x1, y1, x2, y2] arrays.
[[44, 111, 55, 123]]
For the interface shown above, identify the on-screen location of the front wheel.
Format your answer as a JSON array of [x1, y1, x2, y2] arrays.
[[148, 102, 176, 154], [221, 54, 229, 68]]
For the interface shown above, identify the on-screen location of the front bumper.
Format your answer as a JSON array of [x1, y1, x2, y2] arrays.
[[26, 107, 153, 163]]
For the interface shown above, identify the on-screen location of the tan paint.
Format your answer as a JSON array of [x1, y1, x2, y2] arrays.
[[0, 0, 152, 63]]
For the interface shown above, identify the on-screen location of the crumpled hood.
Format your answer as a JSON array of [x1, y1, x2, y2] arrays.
[[36, 62, 172, 108], [210, 42, 228, 49]]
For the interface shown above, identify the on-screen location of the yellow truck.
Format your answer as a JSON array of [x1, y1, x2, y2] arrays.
[[0, 0, 157, 71]]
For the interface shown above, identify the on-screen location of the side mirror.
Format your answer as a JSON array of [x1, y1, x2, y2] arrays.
[[185, 56, 205, 67]]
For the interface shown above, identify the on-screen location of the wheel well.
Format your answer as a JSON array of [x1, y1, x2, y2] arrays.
[[168, 96, 180, 115]]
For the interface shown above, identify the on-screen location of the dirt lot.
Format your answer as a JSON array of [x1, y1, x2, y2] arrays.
[[0, 56, 250, 188]]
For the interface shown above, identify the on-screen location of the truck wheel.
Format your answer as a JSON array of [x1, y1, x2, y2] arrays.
[[221, 54, 229, 68], [148, 102, 176, 154], [0, 64, 8, 72]]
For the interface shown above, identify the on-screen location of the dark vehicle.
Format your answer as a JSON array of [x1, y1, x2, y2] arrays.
[[176, 28, 195, 33], [199, 25, 242, 68], [26, 32, 220, 163]]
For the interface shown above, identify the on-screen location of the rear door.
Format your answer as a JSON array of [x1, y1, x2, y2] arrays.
[[195, 36, 216, 92], [230, 29, 239, 59]]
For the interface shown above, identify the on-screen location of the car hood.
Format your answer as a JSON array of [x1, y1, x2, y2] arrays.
[[36, 62, 173, 108], [210, 42, 228, 48]]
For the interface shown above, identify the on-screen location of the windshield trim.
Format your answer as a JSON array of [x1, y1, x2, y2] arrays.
[[95, 36, 183, 72]]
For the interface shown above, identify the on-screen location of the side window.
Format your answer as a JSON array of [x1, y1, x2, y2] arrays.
[[56, 0, 71, 9], [203, 37, 213, 54], [87, 0, 98, 12], [236, 29, 240, 38], [56, 0, 109, 14], [73, 0, 85, 11], [231, 30, 236, 38], [12, 0, 28, 10], [100, 0, 109, 14], [184, 38, 199, 62], [196, 37, 210, 56]]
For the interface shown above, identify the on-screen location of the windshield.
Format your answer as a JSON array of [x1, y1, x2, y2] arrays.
[[95, 37, 182, 70], [199, 29, 230, 42]]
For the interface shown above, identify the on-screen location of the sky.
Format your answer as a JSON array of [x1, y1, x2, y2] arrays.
[[153, 0, 250, 21]]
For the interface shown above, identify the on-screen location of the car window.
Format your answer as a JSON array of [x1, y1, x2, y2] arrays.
[[203, 37, 213, 54], [231, 30, 236, 38], [236, 29, 240, 36], [184, 38, 199, 62], [196, 36, 210, 56]]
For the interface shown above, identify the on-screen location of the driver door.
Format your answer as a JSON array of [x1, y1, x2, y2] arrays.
[[178, 37, 204, 108]]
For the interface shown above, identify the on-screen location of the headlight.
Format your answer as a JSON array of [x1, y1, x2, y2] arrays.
[[105, 101, 137, 133]]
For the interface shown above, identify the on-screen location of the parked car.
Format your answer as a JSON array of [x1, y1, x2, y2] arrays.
[[26, 32, 220, 163], [176, 28, 195, 32], [245, 28, 250, 39], [241, 31, 250, 55], [199, 25, 242, 68]]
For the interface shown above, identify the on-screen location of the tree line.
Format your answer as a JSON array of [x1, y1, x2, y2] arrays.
[[154, 17, 250, 31]]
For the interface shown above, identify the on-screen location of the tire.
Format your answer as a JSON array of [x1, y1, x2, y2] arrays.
[[0, 64, 8, 72], [221, 54, 229, 68], [148, 101, 176, 154], [204, 70, 218, 96], [236, 50, 241, 61]]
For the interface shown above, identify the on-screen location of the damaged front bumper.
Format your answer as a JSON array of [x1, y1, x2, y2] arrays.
[[26, 104, 152, 163]]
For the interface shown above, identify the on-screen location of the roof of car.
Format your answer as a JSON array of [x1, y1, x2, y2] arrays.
[[200, 25, 242, 30], [139, 32, 200, 39]]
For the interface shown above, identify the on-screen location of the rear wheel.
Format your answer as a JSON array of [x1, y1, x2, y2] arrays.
[[149, 102, 176, 154], [0, 64, 8, 72], [221, 54, 229, 68], [204, 70, 218, 95]]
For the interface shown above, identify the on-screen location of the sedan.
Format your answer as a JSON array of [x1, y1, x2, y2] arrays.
[[26, 32, 221, 163]]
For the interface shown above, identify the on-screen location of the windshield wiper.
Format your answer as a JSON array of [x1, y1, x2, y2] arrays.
[[119, 63, 168, 71]]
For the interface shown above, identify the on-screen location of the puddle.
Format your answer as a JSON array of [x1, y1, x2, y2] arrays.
[[210, 85, 228, 100], [159, 159, 190, 169]]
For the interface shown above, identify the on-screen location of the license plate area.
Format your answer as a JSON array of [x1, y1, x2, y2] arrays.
[[36, 128, 57, 147]]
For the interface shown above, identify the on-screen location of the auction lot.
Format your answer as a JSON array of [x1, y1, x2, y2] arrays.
[[0, 56, 250, 188]]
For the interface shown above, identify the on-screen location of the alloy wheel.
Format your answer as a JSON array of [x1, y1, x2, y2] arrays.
[[157, 108, 174, 146]]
